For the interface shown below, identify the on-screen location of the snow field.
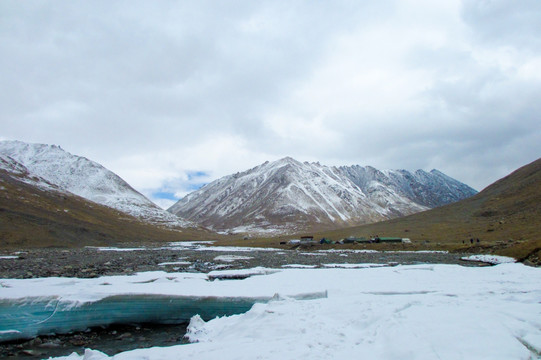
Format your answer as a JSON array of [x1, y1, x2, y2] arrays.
[[28, 263, 541, 359]]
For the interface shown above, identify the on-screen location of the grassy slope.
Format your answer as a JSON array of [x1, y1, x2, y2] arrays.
[[0, 170, 218, 250]]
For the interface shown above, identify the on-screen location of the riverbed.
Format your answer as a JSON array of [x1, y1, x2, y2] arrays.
[[0, 242, 481, 279], [0, 242, 495, 359]]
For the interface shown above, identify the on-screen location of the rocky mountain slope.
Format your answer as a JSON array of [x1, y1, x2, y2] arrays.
[[341, 166, 477, 208], [168, 157, 477, 234], [0, 141, 192, 229]]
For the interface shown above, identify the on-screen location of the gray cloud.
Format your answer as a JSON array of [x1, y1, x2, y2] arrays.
[[462, 0, 541, 50], [1, 0, 540, 204]]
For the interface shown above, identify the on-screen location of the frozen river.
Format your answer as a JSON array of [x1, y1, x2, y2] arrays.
[[1, 256, 540, 359]]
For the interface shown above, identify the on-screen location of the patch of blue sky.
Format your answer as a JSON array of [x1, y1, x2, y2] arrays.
[[153, 191, 178, 200], [151, 171, 210, 203], [186, 171, 209, 181]]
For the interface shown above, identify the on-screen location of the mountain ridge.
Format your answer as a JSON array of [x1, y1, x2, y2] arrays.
[[0, 140, 192, 229], [169, 157, 477, 235]]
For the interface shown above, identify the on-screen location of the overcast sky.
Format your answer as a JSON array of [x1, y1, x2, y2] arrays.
[[1, 0, 540, 208]]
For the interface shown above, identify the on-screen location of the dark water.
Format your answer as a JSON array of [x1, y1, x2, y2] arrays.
[[0, 322, 189, 359]]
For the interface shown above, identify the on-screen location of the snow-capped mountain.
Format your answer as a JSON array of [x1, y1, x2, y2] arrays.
[[0, 140, 192, 229], [168, 157, 477, 235], [341, 166, 478, 208]]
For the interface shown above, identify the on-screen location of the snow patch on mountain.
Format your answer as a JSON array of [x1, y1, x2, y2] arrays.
[[0, 141, 192, 229], [0, 153, 60, 192]]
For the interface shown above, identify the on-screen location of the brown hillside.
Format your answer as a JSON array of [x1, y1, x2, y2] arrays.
[[0, 170, 217, 250], [311, 157, 541, 263]]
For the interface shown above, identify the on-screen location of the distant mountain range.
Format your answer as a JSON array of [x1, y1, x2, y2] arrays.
[[0, 140, 478, 239], [1, 140, 537, 263], [168, 157, 477, 234]]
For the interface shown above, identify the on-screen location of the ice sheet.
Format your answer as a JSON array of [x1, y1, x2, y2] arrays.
[[2, 264, 540, 359]]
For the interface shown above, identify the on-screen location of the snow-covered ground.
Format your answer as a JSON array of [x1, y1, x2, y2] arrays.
[[1, 263, 540, 359]]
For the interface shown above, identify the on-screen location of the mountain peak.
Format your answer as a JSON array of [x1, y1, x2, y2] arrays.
[[169, 159, 477, 235], [279, 156, 296, 162], [273, 156, 302, 166]]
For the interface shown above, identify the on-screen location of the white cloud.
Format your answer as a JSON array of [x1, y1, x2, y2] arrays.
[[1, 0, 540, 198]]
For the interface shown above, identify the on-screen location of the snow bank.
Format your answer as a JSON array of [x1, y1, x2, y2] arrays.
[[461, 254, 517, 265], [157, 261, 191, 266], [86, 247, 149, 252], [207, 267, 280, 280], [388, 250, 449, 254], [0, 269, 308, 303], [281, 264, 317, 269], [167, 241, 215, 248], [213, 255, 253, 262], [318, 249, 379, 254], [4, 264, 541, 359], [0, 269, 325, 342], [167, 241, 280, 253], [322, 263, 392, 269]]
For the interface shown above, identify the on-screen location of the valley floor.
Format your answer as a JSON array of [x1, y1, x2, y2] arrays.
[[0, 241, 484, 279]]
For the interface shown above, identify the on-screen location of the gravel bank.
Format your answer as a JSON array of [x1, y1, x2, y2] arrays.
[[0, 243, 484, 279]]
